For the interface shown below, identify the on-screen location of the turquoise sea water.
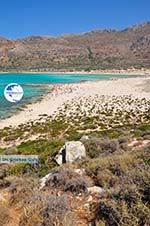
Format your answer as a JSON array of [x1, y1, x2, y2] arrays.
[[0, 73, 133, 119]]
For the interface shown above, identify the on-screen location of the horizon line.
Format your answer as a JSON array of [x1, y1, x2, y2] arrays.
[[0, 21, 150, 40]]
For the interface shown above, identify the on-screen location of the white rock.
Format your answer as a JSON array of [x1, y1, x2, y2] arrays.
[[87, 186, 104, 194], [74, 168, 85, 175], [84, 203, 90, 208], [80, 135, 89, 141], [39, 172, 52, 189], [54, 141, 86, 165], [87, 195, 93, 202]]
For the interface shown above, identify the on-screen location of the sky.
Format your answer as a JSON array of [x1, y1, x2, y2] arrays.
[[0, 0, 150, 39]]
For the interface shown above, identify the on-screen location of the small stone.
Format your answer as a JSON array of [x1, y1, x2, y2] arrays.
[[74, 168, 85, 175], [87, 186, 104, 194], [87, 195, 93, 202]]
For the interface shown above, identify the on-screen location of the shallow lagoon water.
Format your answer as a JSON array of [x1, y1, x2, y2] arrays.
[[0, 73, 134, 119]]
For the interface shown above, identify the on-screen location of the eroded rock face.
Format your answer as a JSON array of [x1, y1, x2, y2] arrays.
[[54, 141, 86, 165]]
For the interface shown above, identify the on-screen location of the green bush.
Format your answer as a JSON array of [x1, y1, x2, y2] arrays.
[[8, 163, 33, 176]]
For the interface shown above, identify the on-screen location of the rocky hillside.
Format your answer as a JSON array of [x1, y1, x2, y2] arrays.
[[0, 131, 150, 226], [0, 22, 150, 71]]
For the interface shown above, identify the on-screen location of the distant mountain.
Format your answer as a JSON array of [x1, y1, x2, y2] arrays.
[[0, 22, 150, 71]]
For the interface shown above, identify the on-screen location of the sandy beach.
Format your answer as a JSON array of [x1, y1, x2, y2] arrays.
[[0, 75, 150, 130]]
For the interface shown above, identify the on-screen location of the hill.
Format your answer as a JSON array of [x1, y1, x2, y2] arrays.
[[0, 22, 150, 71]]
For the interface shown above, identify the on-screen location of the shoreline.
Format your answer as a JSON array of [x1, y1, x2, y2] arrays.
[[0, 69, 150, 76], [0, 75, 150, 129], [0, 73, 147, 125], [0, 83, 52, 120]]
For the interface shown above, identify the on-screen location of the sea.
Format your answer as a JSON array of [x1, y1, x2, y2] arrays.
[[0, 73, 134, 119]]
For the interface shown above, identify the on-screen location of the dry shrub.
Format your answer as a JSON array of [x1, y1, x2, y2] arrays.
[[0, 204, 9, 226], [0, 168, 7, 179], [64, 177, 87, 193], [83, 136, 128, 159], [96, 169, 118, 188], [45, 167, 92, 194], [83, 137, 104, 158], [84, 151, 137, 188], [131, 165, 150, 204], [112, 184, 141, 206], [117, 136, 129, 150], [9, 177, 38, 206], [19, 193, 78, 226], [84, 141, 150, 226], [0, 166, 10, 188], [96, 199, 150, 226]]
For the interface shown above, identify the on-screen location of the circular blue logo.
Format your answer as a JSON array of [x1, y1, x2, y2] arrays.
[[4, 83, 24, 103]]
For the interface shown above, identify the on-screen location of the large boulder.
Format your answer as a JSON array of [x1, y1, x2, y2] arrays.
[[54, 141, 86, 165]]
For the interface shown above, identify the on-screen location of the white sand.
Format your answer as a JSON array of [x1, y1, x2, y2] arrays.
[[0, 76, 150, 129]]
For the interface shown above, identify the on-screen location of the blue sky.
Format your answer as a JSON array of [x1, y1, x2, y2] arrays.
[[0, 0, 150, 38]]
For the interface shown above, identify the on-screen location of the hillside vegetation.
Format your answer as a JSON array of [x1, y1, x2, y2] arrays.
[[0, 117, 150, 226]]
